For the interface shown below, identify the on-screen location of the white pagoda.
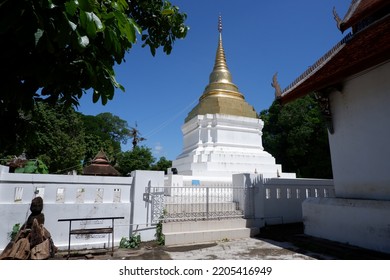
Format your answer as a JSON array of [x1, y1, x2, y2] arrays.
[[171, 17, 294, 181]]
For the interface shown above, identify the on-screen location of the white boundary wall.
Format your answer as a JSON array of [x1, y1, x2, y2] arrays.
[[0, 166, 164, 251], [303, 197, 390, 253], [233, 173, 334, 228]]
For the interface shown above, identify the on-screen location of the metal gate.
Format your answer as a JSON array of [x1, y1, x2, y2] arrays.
[[145, 186, 248, 223]]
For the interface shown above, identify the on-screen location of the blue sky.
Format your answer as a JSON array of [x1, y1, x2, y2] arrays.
[[77, 0, 351, 161]]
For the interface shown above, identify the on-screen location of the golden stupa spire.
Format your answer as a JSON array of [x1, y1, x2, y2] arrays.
[[184, 15, 257, 122], [200, 15, 244, 101], [211, 15, 230, 77]]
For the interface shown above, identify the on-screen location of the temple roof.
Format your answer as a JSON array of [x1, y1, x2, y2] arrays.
[[337, 0, 389, 32], [185, 16, 257, 122], [83, 149, 120, 176], [277, 0, 390, 104]]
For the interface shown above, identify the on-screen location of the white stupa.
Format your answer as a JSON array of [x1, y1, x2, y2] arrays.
[[171, 17, 295, 181]]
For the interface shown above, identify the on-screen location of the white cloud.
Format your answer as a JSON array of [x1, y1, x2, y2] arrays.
[[154, 142, 163, 156]]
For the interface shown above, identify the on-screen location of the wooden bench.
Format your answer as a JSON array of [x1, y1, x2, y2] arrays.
[[58, 216, 124, 259]]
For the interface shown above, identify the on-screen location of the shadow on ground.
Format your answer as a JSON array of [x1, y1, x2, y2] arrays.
[[53, 223, 390, 260], [256, 223, 390, 260]]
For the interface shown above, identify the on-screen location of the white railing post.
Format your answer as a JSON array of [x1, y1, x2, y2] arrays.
[[206, 187, 210, 220]]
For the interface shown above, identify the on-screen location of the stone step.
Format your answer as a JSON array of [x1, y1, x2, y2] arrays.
[[164, 228, 254, 246], [163, 218, 248, 233], [162, 218, 259, 246]]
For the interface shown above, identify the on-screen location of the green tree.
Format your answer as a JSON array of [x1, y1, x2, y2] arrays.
[[0, 0, 188, 110], [81, 112, 130, 163], [116, 146, 155, 175], [83, 135, 117, 166], [151, 156, 172, 174], [260, 94, 333, 179], [14, 159, 49, 174], [0, 0, 188, 151], [24, 102, 86, 174]]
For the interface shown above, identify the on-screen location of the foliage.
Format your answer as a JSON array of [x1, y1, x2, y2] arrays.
[[0, 0, 188, 111], [0, 0, 188, 151], [259, 94, 333, 178], [155, 221, 165, 245], [14, 159, 49, 174], [151, 156, 172, 174], [154, 209, 166, 245], [24, 102, 86, 174], [119, 234, 141, 249], [83, 135, 117, 166], [83, 113, 131, 144], [128, 0, 188, 56], [81, 112, 131, 164], [116, 146, 155, 175], [8, 223, 21, 241], [0, 110, 31, 156]]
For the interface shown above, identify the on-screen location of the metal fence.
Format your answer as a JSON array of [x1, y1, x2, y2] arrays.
[[146, 178, 334, 225], [147, 186, 247, 223]]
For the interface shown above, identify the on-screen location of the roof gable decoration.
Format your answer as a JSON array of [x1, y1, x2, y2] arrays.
[[273, 0, 390, 104], [270, 0, 390, 136], [333, 0, 389, 33], [271, 32, 352, 101]]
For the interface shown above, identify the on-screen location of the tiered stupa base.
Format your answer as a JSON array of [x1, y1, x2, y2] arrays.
[[172, 114, 295, 179]]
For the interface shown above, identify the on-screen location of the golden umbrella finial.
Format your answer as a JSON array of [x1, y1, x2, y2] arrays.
[[218, 15, 223, 33]]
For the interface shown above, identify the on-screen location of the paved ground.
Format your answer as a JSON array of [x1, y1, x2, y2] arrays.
[[53, 224, 390, 260], [54, 238, 320, 260]]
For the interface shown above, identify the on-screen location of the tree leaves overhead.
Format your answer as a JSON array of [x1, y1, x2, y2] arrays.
[[128, 0, 188, 56], [0, 0, 188, 113]]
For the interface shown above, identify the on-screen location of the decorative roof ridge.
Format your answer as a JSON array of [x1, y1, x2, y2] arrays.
[[280, 32, 353, 97], [337, 0, 389, 32], [342, 0, 362, 24]]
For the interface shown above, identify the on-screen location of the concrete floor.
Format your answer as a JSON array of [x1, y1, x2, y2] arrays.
[[52, 224, 390, 260]]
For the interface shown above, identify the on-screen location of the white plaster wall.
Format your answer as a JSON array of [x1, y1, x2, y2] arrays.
[[329, 61, 390, 199], [233, 174, 334, 228], [262, 178, 334, 225], [130, 170, 165, 241], [0, 171, 132, 251], [303, 197, 390, 253], [0, 168, 165, 251]]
